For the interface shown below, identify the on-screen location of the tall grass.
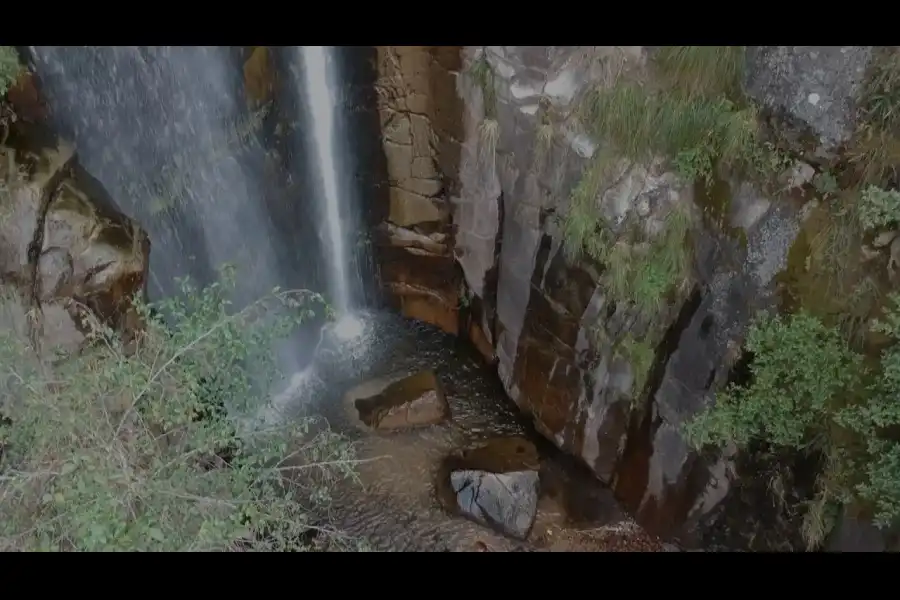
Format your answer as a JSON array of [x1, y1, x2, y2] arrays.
[[654, 46, 746, 99]]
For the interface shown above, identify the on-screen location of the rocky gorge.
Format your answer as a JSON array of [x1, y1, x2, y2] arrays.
[[3, 45, 900, 551], [372, 45, 900, 551]]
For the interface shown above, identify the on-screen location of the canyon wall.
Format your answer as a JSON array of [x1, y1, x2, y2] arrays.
[[372, 47, 466, 335], [373, 45, 881, 547]]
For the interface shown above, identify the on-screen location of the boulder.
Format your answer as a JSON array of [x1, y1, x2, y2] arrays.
[[440, 437, 541, 540], [744, 46, 874, 158], [354, 370, 450, 431], [451, 469, 539, 540]]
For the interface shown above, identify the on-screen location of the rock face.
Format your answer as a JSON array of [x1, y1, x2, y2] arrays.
[[373, 47, 465, 335], [0, 120, 148, 356], [372, 46, 876, 546], [354, 370, 450, 431], [744, 46, 873, 158]]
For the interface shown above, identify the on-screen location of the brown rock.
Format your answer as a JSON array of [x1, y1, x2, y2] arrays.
[[354, 370, 450, 431], [468, 320, 495, 364], [243, 46, 273, 108], [396, 178, 442, 198], [0, 131, 147, 355], [388, 188, 443, 227], [374, 46, 464, 338], [390, 284, 459, 335], [6, 73, 47, 123]]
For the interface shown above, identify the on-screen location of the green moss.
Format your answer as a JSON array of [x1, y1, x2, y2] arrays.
[[616, 334, 655, 398], [776, 193, 888, 352], [693, 173, 748, 246], [467, 51, 497, 119]]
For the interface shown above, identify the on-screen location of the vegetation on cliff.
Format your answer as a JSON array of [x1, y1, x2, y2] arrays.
[[0, 268, 359, 551], [687, 48, 900, 549], [685, 305, 900, 547], [561, 47, 794, 322], [0, 46, 20, 98]]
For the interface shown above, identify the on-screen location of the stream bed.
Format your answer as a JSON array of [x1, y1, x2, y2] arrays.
[[273, 310, 669, 552]]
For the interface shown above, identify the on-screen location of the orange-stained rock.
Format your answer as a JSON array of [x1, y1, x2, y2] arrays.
[[354, 370, 450, 431], [243, 46, 274, 108]]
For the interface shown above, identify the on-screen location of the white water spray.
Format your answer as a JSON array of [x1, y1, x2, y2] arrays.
[[299, 46, 351, 315]]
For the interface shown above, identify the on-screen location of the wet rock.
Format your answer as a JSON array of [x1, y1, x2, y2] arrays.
[[242, 46, 273, 108], [440, 437, 541, 540], [354, 370, 450, 431], [377, 242, 460, 335], [451, 469, 539, 540], [374, 46, 463, 333]]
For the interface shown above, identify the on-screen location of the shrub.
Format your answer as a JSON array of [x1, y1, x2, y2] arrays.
[[684, 312, 863, 450], [836, 293, 900, 526], [0, 46, 21, 98], [687, 304, 900, 532], [857, 185, 900, 231], [0, 267, 358, 551]]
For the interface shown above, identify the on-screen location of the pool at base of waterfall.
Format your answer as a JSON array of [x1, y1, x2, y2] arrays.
[[266, 310, 669, 552]]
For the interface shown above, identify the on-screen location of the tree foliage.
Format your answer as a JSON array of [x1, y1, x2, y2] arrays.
[[686, 303, 900, 529]]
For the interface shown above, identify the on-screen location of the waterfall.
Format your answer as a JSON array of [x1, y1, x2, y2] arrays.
[[298, 46, 351, 314], [296, 46, 365, 340], [26, 46, 376, 415], [26, 46, 332, 375]]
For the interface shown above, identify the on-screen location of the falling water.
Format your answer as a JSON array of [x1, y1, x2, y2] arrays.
[[298, 46, 352, 316], [26, 46, 327, 377], [26, 46, 372, 418]]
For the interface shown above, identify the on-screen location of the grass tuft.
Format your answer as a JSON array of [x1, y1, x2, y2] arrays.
[[477, 117, 501, 172], [577, 81, 770, 186], [851, 49, 900, 187], [653, 46, 746, 99], [607, 204, 692, 315], [616, 334, 655, 398], [468, 51, 497, 119]]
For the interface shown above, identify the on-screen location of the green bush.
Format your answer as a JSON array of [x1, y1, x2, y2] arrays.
[[836, 293, 900, 526], [0, 46, 21, 98], [0, 267, 359, 551], [857, 185, 900, 231], [684, 312, 863, 450]]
